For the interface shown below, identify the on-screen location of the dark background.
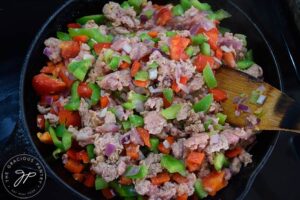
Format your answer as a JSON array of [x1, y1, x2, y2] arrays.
[[0, 0, 300, 199]]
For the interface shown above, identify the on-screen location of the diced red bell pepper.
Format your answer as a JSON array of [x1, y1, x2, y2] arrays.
[[83, 173, 95, 188], [156, 7, 172, 26], [225, 147, 243, 158], [60, 41, 80, 59], [101, 188, 115, 199], [198, 28, 219, 50], [170, 35, 191, 61], [193, 54, 216, 72], [37, 115, 45, 130], [210, 89, 227, 102], [93, 42, 111, 54], [202, 171, 227, 196], [32, 73, 67, 95], [222, 52, 236, 68], [73, 35, 89, 43], [58, 66, 74, 88], [77, 82, 93, 98], [76, 150, 89, 163], [58, 109, 81, 127], [67, 23, 81, 28], [64, 159, 84, 174]]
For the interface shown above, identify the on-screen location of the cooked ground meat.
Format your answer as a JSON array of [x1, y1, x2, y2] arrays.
[[144, 111, 167, 135], [98, 69, 131, 91], [68, 126, 95, 147]]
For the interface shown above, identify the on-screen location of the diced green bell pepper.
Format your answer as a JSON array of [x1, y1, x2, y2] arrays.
[[122, 120, 132, 130], [121, 55, 132, 64], [104, 49, 114, 63], [203, 64, 217, 88], [68, 28, 113, 43], [49, 127, 63, 149], [128, 91, 148, 102], [128, 115, 144, 127], [128, 0, 144, 12], [172, 5, 184, 16], [52, 148, 63, 159], [121, 1, 131, 9], [86, 144, 95, 160], [108, 56, 120, 71], [55, 124, 65, 137], [56, 32, 71, 41], [45, 119, 50, 131], [208, 9, 231, 21], [204, 119, 213, 131], [125, 165, 148, 179], [144, 9, 154, 19], [193, 94, 213, 113], [163, 88, 174, 103], [185, 46, 194, 57], [95, 176, 108, 190], [245, 50, 253, 60], [149, 137, 159, 152], [194, 179, 208, 199], [148, 61, 159, 69], [62, 129, 72, 151], [161, 155, 186, 176], [236, 60, 254, 70], [109, 182, 137, 197], [88, 83, 101, 105], [216, 113, 227, 125], [87, 38, 97, 48], [76, 14, 105, 25], [68, 59, 92, 81], [180, 0, 192, 11], [213, 152, 229, 171], [160, 44, 170, 54], [64, 81, 80, 111], [191, 34, 207, 45], [161, 104, 182, 120], [166, 31, 176, 37], [201, 42, 211, 56], [123, 102, 136, 110], [134, 71, 149, 81], [139, 32, 152, 41], [191, 0, 211, 11]]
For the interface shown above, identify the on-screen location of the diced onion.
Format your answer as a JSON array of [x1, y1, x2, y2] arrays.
[[125, 166, 140, 176], [148, 68, 158, 80], [163, 140, 170, 149], [220, 45, 233, 53], [105, 143, 116, 157], [149, 86, 162, 94], [98, 107, 108, 118], [256, 95, 266, 105]]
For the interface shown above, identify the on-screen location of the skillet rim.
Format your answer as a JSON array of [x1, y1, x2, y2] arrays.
[[19, 0, 282, 199]]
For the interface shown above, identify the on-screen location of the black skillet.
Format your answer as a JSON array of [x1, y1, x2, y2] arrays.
[[20, 0, 282, 199]]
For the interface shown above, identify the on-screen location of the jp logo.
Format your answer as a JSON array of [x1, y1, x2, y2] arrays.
[[1, 154, 46, 199]]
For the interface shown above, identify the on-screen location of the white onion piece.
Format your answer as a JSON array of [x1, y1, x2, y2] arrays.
[[163, 140, 170, 149], [98, 107, 108, 118], [148, 68, 158, 80], [220, 45, 233, 53], [210, 134, 220, 145], [256, 95, 266, 105], [122, 44, 132, 53], [149, 86, 162, 94], [83, 54, 94, 60]]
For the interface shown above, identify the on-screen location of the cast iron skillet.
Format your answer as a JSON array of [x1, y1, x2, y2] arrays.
[[20, 0, 282, 199]]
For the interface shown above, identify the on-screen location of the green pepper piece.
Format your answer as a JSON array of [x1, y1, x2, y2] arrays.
[[208, 9, 231, 21], [64, 81, 80, 111], [163, 88, 174, 103], [203, 119, 213, 131], [193, 94, 213, 113], [62, 129, 72, 151], [144, 9, 154, 19], [161, 104, 182, 120], [166, 31, 176, 37], [45, 119, 50, 131], [213, 152, 228, 171], [180, 0, 192, 11], [87, 38, 97, 49], [149, 137, 159, 152], [185, 46, 194, 57], [139, 32, 152, 41], [121, 1, 131, 9], [216, 113, 227, 125], [55, 124, 64, 137], [123, 102, 136, 110], [194, 179, 208, 199], [109, 182, 137, 197], [56, 32, 71, 41], [125, 165, 148, 179], [122, 120, 132, 130], [249, 90, 260, 104], [128, 0, 143, 12], [245, 50, 253, 60], [191, 0, 211, 11], [68, 28, 113, 43], [203, 64, 217, 88], [104, 49, 114, 63], [108, 56, 121, 71], [148, 61, 159, 69], [86, 144, 95, 160], [191, 34, 207, 45], [49, 127, 63, 149], [160, 44, 170, 54], [161, 155, 186, 176], [134, 71, 149, 81], [128, 115, 144, 127], [201, 42, 211, 56], [88, 83, 100, 106], [121, 55, 132, 64], [172, 5, 184, 16], [236, 60, 254, 70], [76, 14, 105, 25], [52, 148, 63, 159], [68, 59, 92, 81], [95, 176, 108, 190], [128, 91, 148, 102]]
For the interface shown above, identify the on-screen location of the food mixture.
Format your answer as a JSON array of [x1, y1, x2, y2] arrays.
[[33, 0, 264, 199]]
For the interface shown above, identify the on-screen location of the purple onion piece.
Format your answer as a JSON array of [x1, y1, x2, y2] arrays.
[[43, 47, 52, 57], [105, 143, 116, 157], [121, 134, 131, 144], [237, 104, 249, 112], [140, 15, 148, 24], [45, 96, 54, 105]]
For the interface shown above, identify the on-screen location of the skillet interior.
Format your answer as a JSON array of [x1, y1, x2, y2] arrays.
[[20, 0, 281, 199]]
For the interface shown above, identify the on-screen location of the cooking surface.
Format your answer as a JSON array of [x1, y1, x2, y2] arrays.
[[0, 0, 300, 199]]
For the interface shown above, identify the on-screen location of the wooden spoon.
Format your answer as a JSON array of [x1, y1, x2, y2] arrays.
[[215, 67, 300, 133]]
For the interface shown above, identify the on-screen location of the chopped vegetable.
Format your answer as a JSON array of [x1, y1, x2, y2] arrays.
[[134, 71, 149, 81], [256, 94, 267, 105], [136, 127, 151, 148], [69, 28, 113, 43], [208, 9, 231, 21], [108, 56, 121, 71], [86, 144, 95, 160], [161, 104, 182, 120], [213, 153, 228, 171], [57, 32, 71, 41], [95, 176, 108, 190], [68, 59, 92, 81], [131, 60, 141, 77], [156, 7, 172, 26], [125, 165, 148, 179], [172, 5, 184, 16], [193, 94, 213, 113], [161, 155, 186, 176], [191, 0, 211, 11], [109, 181, 137, 197], [128, 115, 144, 127], [128, 0, 144, 11], [249, 90, 260, 104], [64, 159, 84, 173], [210, 89, 227, 102], [64, 81, 80, 111], [225, 147, 243, 158], [200, 42, 211, 56], [119, 176, 133, 185], [88, 83, 101, 105], [76, 14, 105, 25], [191, 34, 207, 45], [237, 60, 254, 70], [194, 54, 215, 72], [94, 42, 111, 54], [216, 113, 227, 125], [160, 44, 170, 53], [125, 143, 140, 160], [151, 172, 171, 185], [172, 173, 188, 184], [37, 132, 52, 144], [202, 171, 227, 196], [180, 0, 192, 11], [185, 151, 205, 172], [203, 65, 217, 88], [149, 137, 160, 152], [194, 179, 208, 199], [163, 88, 174, 103], [170, 35, 190, 61]]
